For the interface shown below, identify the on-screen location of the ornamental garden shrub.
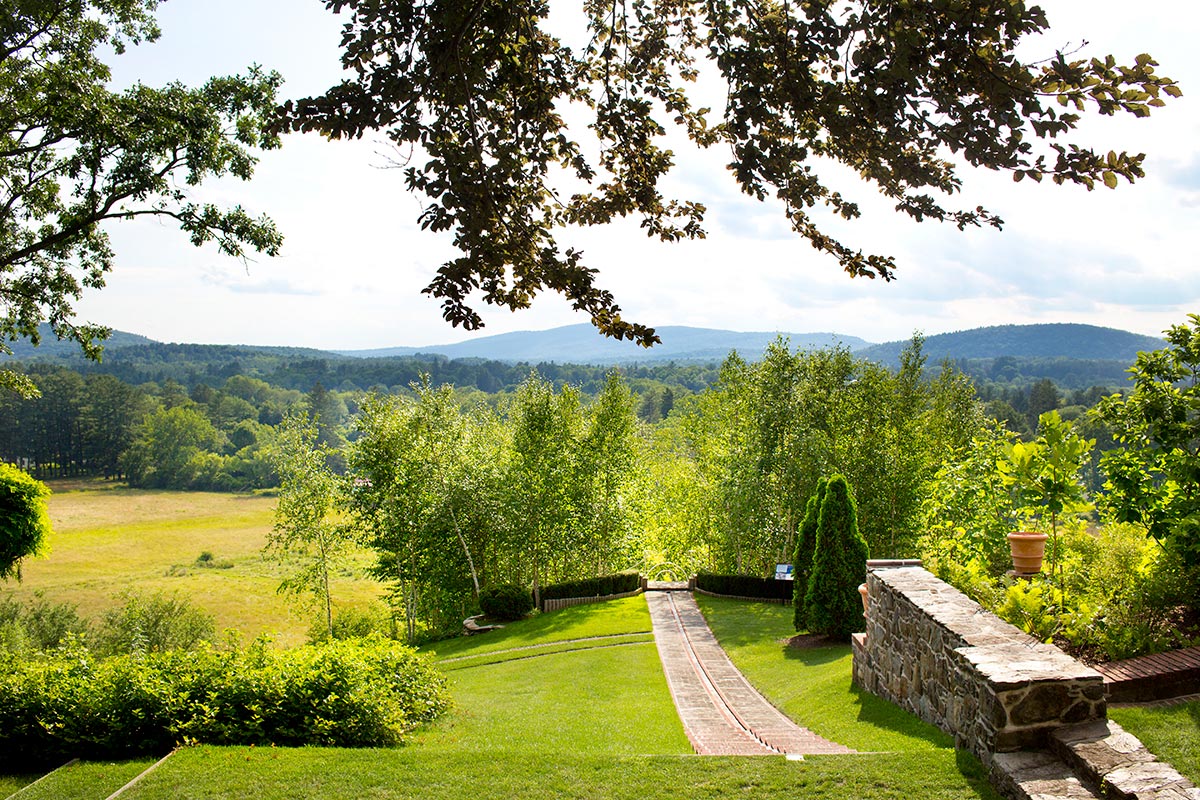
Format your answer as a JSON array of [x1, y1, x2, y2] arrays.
[[694, 573, 793, 601], [541, 570, 640, 601], [793, 478, 828, 631], [804, 475, 870, 640], [479, 583, 534, 620], [0, 635, 451, 769]]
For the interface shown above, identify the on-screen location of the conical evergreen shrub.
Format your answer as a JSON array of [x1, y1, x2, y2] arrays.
[[793, 477, 827, 631], [804, 474, 870, 640]]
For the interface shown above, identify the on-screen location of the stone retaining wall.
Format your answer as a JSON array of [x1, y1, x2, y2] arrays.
[[852, 566, 1106, 764]]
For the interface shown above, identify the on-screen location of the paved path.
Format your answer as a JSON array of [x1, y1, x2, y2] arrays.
[[1096, 644, 1200, 704], [646, 591, 855, 756]]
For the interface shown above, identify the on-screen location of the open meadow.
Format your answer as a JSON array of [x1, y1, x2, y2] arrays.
[[4, 482, 382, 647]]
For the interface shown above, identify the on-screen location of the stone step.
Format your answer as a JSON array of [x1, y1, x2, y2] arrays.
[[991, 750, 1102, 800], [1050, 720, 1200, 800]]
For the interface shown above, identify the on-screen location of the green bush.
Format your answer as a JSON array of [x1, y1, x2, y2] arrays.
[[479, 584, 533, 620], [0, 635, 451, 769], [804, 475, 870, 640], [541, 570, 640, 602], [0, 593, 89, 654], [694, 573, 793, 601], [92, 590, 216, 656], [793, 478, 827, 630], [0, 463, 52, 580], [308, 604, 398, 644]]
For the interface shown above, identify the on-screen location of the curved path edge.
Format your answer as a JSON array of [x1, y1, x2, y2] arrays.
[[646, 591, 855, 756]]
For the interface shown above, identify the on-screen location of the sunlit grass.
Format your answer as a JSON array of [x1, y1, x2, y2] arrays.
[[695, 594, 955, 753], [4, 487, 381, 646], [6, 757, 156, 800], [424, 594, 654, 661]]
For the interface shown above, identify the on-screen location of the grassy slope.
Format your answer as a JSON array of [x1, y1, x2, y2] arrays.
[[695, 594, 954, 753], [4, 486, 381, 647], [3, 758, 155, 800], [109, 595, 1003, 800]]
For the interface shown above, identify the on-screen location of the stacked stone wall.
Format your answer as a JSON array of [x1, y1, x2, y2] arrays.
[[851, 566, 1106, 765]]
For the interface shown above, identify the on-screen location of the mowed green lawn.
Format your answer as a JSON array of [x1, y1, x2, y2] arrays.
[[4, 483, 382, 646], [10, 594, 1009, 800]]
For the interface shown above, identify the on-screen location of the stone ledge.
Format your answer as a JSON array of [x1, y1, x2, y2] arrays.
[[990, 750, 1099, 800]]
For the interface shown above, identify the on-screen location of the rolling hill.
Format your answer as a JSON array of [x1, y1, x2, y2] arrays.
[[334, 324, 871, 364]]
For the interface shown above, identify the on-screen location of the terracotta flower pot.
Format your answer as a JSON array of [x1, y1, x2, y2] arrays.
[[1007, 531, 1048, 575], [858, 583, 869, 614]]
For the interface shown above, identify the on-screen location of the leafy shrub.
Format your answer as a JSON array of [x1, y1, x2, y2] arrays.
[[479, 584, 533, 620], [694, 573, 793, 601], [92, 591, 215, 656], [193, 551, 234, 569], [0, 635, 451, 769], [0, 463, 51, 580], [805, 475, 870, 640], [541, 570, 640, 601], [308, 604, 398, 644], [0, 593, 89, 654]]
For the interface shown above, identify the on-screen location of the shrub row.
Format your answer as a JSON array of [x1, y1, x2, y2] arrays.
[[0, 635, 450, 769], [694, 573, 793, 602], [541, 570, 641, 602], [479, 584, 534, 621]]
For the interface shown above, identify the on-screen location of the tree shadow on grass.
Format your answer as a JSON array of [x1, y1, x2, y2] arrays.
[[847, 684, 954, 749]]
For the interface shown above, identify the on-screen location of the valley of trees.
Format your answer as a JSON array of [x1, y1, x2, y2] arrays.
[[0, 332, 1152, 640]]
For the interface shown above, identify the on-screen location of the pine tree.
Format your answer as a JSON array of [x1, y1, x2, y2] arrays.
[[804, 475, 870, 640], [793, 478, 827, 631]]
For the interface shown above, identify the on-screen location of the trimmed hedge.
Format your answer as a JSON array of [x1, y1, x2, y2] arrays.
[[694, 573, 793, 602], [0, 635, 450, 769], [541, 570, 641, 602], [479, 584, 534, 620]]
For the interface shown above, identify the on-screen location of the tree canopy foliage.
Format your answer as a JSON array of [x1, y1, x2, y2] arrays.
[[1098, 314, 1200, 568], [0, 461, 51, 580], [1, 0, 284, 395], [283, 0, 1179, 345]]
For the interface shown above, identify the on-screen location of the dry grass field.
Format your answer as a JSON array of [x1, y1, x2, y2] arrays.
[[4, 481, 383, 647]]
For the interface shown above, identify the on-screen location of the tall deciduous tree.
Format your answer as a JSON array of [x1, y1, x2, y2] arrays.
[[1097, 315, 1200, 569], [283, 0, 1177, 344], [1, 0, 284, 396], [267, 411, 350, 639]]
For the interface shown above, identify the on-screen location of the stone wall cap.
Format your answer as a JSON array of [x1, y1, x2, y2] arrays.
[[958, 641, 1105, 684]]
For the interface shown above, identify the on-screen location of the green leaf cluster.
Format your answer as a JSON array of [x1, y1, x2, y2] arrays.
[[0, 635, 450, 769], [0, 462, 51, 580], [283, 0, 1177, 341], [2, 0, 283, 392], [1097, 314, 1200, 568]]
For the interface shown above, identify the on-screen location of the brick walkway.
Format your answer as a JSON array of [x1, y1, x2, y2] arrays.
[[1095, 644, 1200, 704], [646, 591, 855, 756]]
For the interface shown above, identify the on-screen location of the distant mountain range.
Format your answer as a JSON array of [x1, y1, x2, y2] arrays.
[[856, 324, 1166, 366], [4, 321, 1164, 370], [334, 324, 869, 364]]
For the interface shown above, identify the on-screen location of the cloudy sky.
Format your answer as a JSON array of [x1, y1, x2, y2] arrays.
[[79, 0, 1200, 351]]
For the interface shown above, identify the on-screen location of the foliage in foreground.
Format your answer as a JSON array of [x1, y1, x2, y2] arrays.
[[0, 636, 450, 768], [0, 463, 52, 580]]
